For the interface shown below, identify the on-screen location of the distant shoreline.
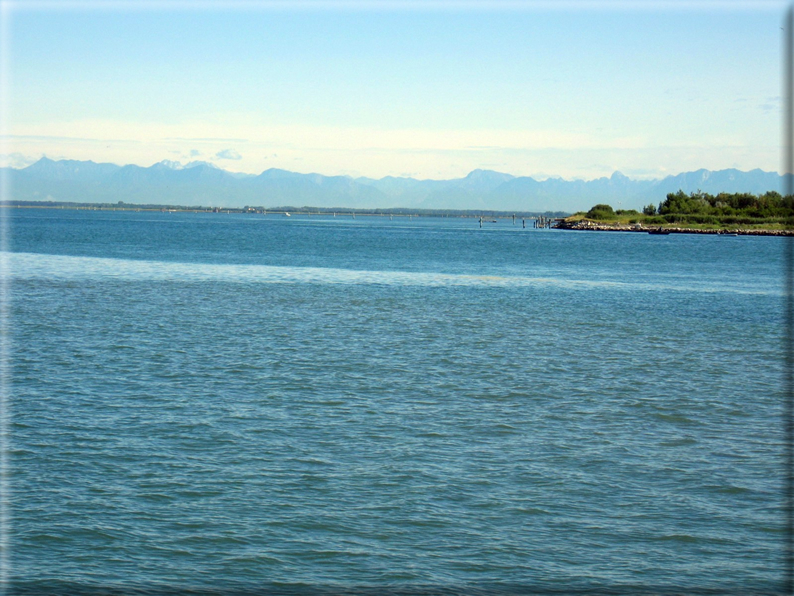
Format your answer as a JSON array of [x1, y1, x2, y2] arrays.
[[10, 201, 790, 235], [2, 201, 568, 220]]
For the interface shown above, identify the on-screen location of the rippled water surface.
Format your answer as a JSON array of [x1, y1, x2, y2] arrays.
[[10, 209, 789, 594]]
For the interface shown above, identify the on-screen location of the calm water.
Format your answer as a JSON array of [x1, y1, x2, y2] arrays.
[[9, 209, 789, 594]]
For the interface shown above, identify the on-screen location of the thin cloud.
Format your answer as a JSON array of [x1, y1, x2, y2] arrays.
[[166, 137, 249, 143], [0, 152, 39, 168], [215, 149, 242, 160], [759, 96, 781, 113]]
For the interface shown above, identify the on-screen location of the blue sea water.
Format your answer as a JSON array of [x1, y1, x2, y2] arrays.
[[8, 209, 789, 594]]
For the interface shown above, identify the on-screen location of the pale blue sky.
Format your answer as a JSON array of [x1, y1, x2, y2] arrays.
[[1, 1, 787, 179]]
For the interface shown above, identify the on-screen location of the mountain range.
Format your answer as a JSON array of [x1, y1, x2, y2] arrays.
[[2, 157, 789, 213]]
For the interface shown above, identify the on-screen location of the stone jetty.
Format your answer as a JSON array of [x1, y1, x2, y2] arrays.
[[555, 219, 794, 237]]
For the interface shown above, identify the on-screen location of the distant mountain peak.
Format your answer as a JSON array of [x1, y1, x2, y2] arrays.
[[157, 159, 220, 171], [185, 161, 221, 170], [465, 168, 514, 180], [158, 160, 184, 170], [25, 156, 74, 170]]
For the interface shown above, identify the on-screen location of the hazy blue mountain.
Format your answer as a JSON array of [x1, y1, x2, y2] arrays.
[[242, 169, 388, 208], [355, 169, 518, 210], [21, 157, 122, 181], [650, 168, 785, 197], [454, 169, 516, 192], [4, 157, 788, 212]]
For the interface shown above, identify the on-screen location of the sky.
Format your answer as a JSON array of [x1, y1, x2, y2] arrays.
[[0, 0, 788, 181]]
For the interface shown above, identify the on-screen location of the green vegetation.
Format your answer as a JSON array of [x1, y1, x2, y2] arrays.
[[571, 190, 794, 230], [585, 204, 615, 219], [584, 204, 643, 221]]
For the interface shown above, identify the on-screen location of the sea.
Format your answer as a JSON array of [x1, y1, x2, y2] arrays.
[[8, 208, 790, 595]]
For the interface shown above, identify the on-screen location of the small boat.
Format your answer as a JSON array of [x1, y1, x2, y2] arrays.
[[285, 212, 291, 217], [648, 228, 670, 235]]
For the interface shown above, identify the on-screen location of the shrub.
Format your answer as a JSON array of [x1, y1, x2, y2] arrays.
[[586, 204, 615, 219], [644, 216, 666, 224]]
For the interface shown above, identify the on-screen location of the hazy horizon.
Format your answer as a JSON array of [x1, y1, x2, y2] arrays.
[[1, 0, 788, 183]]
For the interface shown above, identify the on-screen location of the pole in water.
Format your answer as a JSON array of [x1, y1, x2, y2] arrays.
[[522, 218, 525, 229]]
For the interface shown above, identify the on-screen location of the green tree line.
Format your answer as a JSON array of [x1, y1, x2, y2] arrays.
[[651, 190, 794, 220], [584, 190, 794, 226]]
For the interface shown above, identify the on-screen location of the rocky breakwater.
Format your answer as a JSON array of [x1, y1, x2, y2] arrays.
[[555, 219, 794, 236]]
